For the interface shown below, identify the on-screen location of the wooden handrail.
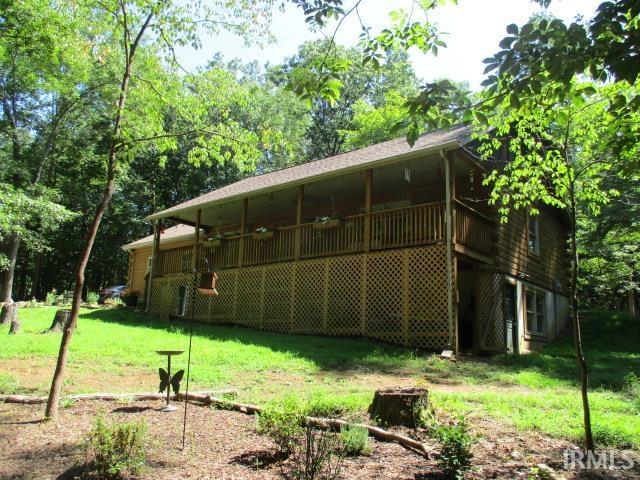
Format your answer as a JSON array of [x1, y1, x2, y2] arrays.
[[155, 200, 497, 271]]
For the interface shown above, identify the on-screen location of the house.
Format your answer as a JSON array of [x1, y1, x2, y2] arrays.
[[122, 125, 569, 354]]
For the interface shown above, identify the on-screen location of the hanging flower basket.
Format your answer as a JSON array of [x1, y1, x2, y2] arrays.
[[313, 217, 341, 230], [205, 235, 223, 247], [253, 228, 275, 240]]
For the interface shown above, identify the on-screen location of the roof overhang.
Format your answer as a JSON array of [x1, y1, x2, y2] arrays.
[[145, 139, 464, 224]]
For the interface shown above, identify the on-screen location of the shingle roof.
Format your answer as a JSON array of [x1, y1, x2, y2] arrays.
[[146, 125, 471, 221], [121, 224, 199, 250]]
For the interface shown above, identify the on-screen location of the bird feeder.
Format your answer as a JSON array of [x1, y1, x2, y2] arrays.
[[197, 271, 219, 296]]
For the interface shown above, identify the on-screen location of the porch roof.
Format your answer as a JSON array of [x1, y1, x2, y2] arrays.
[[146, 125, 472, 222], [121, 224, 201, 251]]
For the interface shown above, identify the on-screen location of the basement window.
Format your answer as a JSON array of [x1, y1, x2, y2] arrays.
[[176, 285, 187, 317], [528, 214, 540, 255], [525, 289, 546, 336]]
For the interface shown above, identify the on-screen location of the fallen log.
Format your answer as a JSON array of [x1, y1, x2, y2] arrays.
[[199, 394, 435, 458], [305, 416, 436, 458], [0, 390, 234, 405], [1, 391, 437, 459]]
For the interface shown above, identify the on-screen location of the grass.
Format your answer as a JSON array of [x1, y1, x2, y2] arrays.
[[1, 307, 638, 448]]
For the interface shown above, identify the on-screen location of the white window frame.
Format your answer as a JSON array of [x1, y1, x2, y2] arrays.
[[525, 288, 546, 336], [527, 213, 540, 255], [176, 285, 187, 317]]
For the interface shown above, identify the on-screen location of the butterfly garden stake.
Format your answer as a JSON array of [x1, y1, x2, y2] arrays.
[[155, 350, 185, 412]]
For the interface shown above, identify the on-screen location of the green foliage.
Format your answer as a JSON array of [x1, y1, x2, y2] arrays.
[[339, 424, 371, 456], [273, 40, 420, 158], [434, 419, 473, 480], [45, 290, 58, 306], [287, 426, 342, 480], [86, 291, 99, 305], [0, 373, 19, 394], [84, 414, 146, 480], [256, 397, 306, 454]]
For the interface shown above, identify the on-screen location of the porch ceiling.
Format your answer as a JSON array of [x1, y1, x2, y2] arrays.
[[146, 125, 473, 224], [167, 149, 482, 231]]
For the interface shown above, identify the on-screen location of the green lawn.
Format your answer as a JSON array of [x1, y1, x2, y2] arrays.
[[1, 307, 638, 448]]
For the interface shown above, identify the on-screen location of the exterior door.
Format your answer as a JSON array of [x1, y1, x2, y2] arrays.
[[504, 283, 518, 354]]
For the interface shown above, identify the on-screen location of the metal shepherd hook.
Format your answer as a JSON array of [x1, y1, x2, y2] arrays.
[[181, 256, 217, 450]]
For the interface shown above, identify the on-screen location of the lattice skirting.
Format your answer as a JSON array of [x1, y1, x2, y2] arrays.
[[148, 245, 450, 349], [477, 269, 505, 352]]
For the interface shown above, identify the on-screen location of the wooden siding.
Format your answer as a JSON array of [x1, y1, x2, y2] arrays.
[[128, 246, 151, 295], [494, 208, 568, 293], [127, 239, 195, 295]]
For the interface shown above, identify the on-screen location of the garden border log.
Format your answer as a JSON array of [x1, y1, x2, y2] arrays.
[[1, 391, 437, 459]]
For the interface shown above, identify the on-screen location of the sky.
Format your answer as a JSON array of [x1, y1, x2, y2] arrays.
[[176, 0, 603, 90]]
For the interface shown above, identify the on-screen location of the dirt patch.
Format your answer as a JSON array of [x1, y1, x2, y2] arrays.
[[2, 357, 163, 395], [2, 400, 638, 479]]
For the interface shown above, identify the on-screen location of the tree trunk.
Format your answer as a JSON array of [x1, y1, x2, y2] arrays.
[[45, 309, 71, 333], [367, 387, 428, 427], [1, 233, 21, 304], [44, 9, 155, 420], [569, 203, 594, 452], [31, 253, 42, 300], [628, 279, 636, 317], [9, 308, 20, 334], [1, 303, 18, 328]]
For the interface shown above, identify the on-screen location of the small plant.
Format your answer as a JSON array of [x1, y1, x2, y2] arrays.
[[86, 291, 100, 305], [61, 397, 76, 409], [434, 419, 473, 480], [339, 424, 371, 456], [84, 414, 146, 480], [313, 215, 339, 224], [45, 289, 57, 306], [285, 426, 342, 480], [257, 399, 305, 455], [104, 297, 123, 307]]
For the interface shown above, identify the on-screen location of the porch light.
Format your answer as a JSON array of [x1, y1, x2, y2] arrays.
[[197, 271, 219, 296]]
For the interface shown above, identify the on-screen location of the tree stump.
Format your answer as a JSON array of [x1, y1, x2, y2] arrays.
[[368, 387, 428, 427], [45, 309, 71, 333], [1, 303, 18, 329], [9, 314, 20, 334]]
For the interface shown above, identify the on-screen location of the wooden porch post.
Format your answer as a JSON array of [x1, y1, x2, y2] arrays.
[[192, 209, 201, 270], [363, 169, 372, 252], [294, 185, 304, 260], [443, 151, 454, 350], [145, 219, 162, 312], [238, 198, 248, 267]]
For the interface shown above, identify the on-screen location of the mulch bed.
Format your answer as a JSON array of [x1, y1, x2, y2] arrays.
[[1, 400, 638, 479]]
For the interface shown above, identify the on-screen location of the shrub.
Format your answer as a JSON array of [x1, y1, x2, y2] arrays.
[[339, 424, 371, 456], [45, 289, 57, 306], [121, 292, 138, 308], [104, 297, 123, 307], [86, 291, 100, 305], [257, 399, 306, 454], [84, 415, 146, 479], [286, 426, 342, 480], [434, 419, 473, 480]]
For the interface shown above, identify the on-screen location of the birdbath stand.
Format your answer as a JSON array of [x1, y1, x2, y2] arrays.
[[156, 350, 185, 412]]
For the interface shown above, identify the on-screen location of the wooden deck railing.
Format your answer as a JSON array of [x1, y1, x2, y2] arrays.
[[371, 202, 445, 250], [243, 226, 296, 265], [455, 201, 493, 255], [299, 215, 364, 259], [155, 200, 494, 273]]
